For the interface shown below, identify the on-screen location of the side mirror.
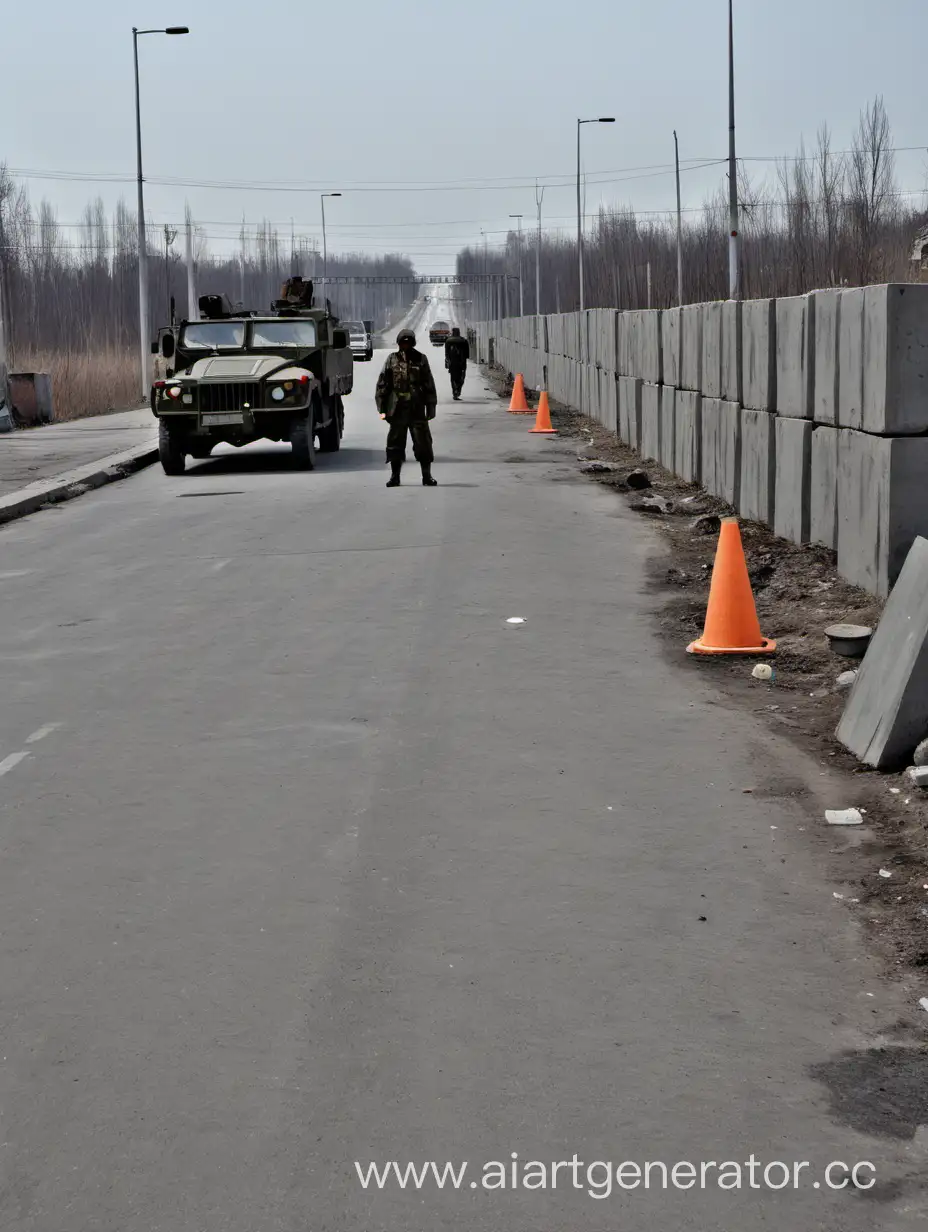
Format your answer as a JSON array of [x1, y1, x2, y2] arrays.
[[332, 329, 349, 350], [161, 332, 175, 360]]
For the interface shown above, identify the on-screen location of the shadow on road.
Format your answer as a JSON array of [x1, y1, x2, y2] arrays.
[[188, 446, 386, 476]]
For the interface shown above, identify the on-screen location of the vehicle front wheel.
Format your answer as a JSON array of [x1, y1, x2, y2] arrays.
[[290, 416, 316, 470], [158, 419, 186, 475]]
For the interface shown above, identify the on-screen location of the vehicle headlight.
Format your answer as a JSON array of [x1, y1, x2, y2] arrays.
[[270, 385, 286, 402], [166, 385, 182, 400]]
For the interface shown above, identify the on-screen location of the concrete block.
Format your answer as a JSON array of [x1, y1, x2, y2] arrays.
[[674, 390, 702, 483], [0, 403, 13, 434], [837, 431, 928, 596], [640, 382, 661, 462], [862, 283, 928, 434], [660, 385, 676, 471], [616, 313, 629, 376], [701, 398, 741, 507], [638, 311, 663, 384], [742, 298, 776, 412], [619, 376, 642, 449], [9, 372, 54, 425], [599, 311, 618, 373], [661, 307, 682, 388], [773, 417, 812, 544], [837, 287, 864, 428], [837, 536, 928, 767], [812, 289, 840, 425], [810, 425, 839, 550], [775, 294, 815, 418], [702, 301, 723, 398], [739, 409, 777, 525], [601, 371, 618, 433], [680, 304, 703, 391], [721, 300, 743, 403]]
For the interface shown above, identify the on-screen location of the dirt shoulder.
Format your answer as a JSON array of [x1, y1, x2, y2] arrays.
[[484, 363, 928, 999]]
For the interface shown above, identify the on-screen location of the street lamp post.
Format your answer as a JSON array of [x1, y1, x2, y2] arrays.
[[133, 24, 189, 401], [509, 215, 524, 317], [727, 0, 741, 299], [320, 192, 341, 313], [534, 180, 545, 316], [576, 117, 614, 311]]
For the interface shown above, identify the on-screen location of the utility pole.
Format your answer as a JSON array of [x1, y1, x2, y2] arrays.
[[184, 203, 198, 321], [674, 130, 684, 306], [728, 0, 741, 299], [163, 225, 177, 325], [239, 214, 246, 307], [577, 117, 614, 310], [534, 180, 545, 316]]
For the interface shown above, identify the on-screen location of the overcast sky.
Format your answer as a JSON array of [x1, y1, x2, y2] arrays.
[[4, 0, 927, 273]]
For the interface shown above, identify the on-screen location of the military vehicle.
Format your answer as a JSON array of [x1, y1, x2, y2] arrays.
[[150, 277, 353, 474], [428, 320, 451, 347]]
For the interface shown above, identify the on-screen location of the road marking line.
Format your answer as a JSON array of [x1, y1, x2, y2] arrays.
[[25, 723, 62, 745], [0, 752, 30, 777]]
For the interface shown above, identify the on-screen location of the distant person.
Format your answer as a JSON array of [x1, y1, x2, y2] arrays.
[[443, 327, 470, 400], [375, 328, 438, 488]]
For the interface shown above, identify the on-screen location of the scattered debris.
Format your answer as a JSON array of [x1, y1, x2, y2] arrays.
[[625, 468, 651, 490], [825, 808, 864, 825], [833, 892, 845, 900], [920, 998, 928, 1014], [580, 460, 620, 474], [836, 670, 858, 691], [825, 622, 873, 658], [906, 765, 928, 789], [691, 513, 722, 536], [914, 738, 928, 767], [879, 868, 894, 879], [631, 494, 672, 515], [505, 617, 526, 625], [751, 663, 775, 682]]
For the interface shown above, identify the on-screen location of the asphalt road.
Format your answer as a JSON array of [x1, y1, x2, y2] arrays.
[[0, 287, 922, 1230]]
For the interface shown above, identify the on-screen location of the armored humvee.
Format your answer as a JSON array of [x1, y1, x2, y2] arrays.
[[150, 277, 353, 474]]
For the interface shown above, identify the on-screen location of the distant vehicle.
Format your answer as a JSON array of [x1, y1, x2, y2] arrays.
[[428, 320, 452, 347], [344, 320, 373, 362], [150, 278, 352, 474]]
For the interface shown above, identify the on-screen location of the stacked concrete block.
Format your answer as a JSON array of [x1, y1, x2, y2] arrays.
[[812, 290, 840, 425], [721, 300, 743, 404], [739, 409, 777, 525], [701, 301, 723, 398], [773, 418, 812, 544], [600, 310, 618, 374], [862, 284, 928, 434], [837, 431, 928, 595], [810, 424, 839, 550], [674, 390, 702, 483], [601, 372, 618, 434], [775, 294, 815, 418], [660, 385, 676, 471], [661, 307, 682, 388], [701, 398, 742, 507], [583, 364, 600, 421], [638, 310, 663, 384], [619, 376, 642, 449], [680, 304, 704, 392], [742, 298, 776, 412], [640, 382, 661, 462], [837, 288, 865, 429]]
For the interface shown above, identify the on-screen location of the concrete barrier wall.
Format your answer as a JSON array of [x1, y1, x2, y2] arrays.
[[482, 281, 928, 596]]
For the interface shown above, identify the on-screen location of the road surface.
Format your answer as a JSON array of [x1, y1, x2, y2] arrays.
[[0, 286, 921, 1230]]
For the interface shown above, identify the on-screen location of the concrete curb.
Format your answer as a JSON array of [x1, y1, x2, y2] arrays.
[[0, 439, 159, 528]]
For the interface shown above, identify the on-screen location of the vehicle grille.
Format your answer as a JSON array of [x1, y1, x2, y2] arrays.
[[198, 382, 262, 414]]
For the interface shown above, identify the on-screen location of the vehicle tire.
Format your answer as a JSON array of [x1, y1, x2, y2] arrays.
[[188, 442, 214, 459], [291, 415, 316, 469], [337, 395, 345, 438], [158, 419, 186, 475], [316, 396, 341, 452]]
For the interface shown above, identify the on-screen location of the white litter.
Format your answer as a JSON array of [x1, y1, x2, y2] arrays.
[[920, 998, 928, 1014], [751, 663, 774, 682], [879, 869, 893, 879], [825, 808, 864, 825], [833, 892, 844, 900], [506, 617, 526, 624], [890, 788, 901, 794]]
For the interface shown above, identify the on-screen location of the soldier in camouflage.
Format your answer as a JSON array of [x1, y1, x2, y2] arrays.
[[375, 328, 438, 487]]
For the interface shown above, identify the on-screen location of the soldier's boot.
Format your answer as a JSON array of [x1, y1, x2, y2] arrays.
[[386, 461, 402, 488], [421, 463, 438, 487]]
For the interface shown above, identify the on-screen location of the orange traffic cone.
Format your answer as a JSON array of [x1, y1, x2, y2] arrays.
[[509, 373, 531, 414], [687, 518, 776, 655], [529, 391, 557, 435]]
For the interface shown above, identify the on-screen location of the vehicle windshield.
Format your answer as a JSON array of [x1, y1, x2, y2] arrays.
[[182, 321, 246, 349], [250, 320, 317, 348]]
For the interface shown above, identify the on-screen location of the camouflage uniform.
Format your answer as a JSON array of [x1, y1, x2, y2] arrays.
[[443, 333, 470, 399], [375, 347, 438, 466]]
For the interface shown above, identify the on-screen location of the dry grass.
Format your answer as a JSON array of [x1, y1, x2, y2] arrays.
[[14, 349, 140, 422]]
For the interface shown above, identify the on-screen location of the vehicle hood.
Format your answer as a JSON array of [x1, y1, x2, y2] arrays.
[[184, 354, 297, 380]]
